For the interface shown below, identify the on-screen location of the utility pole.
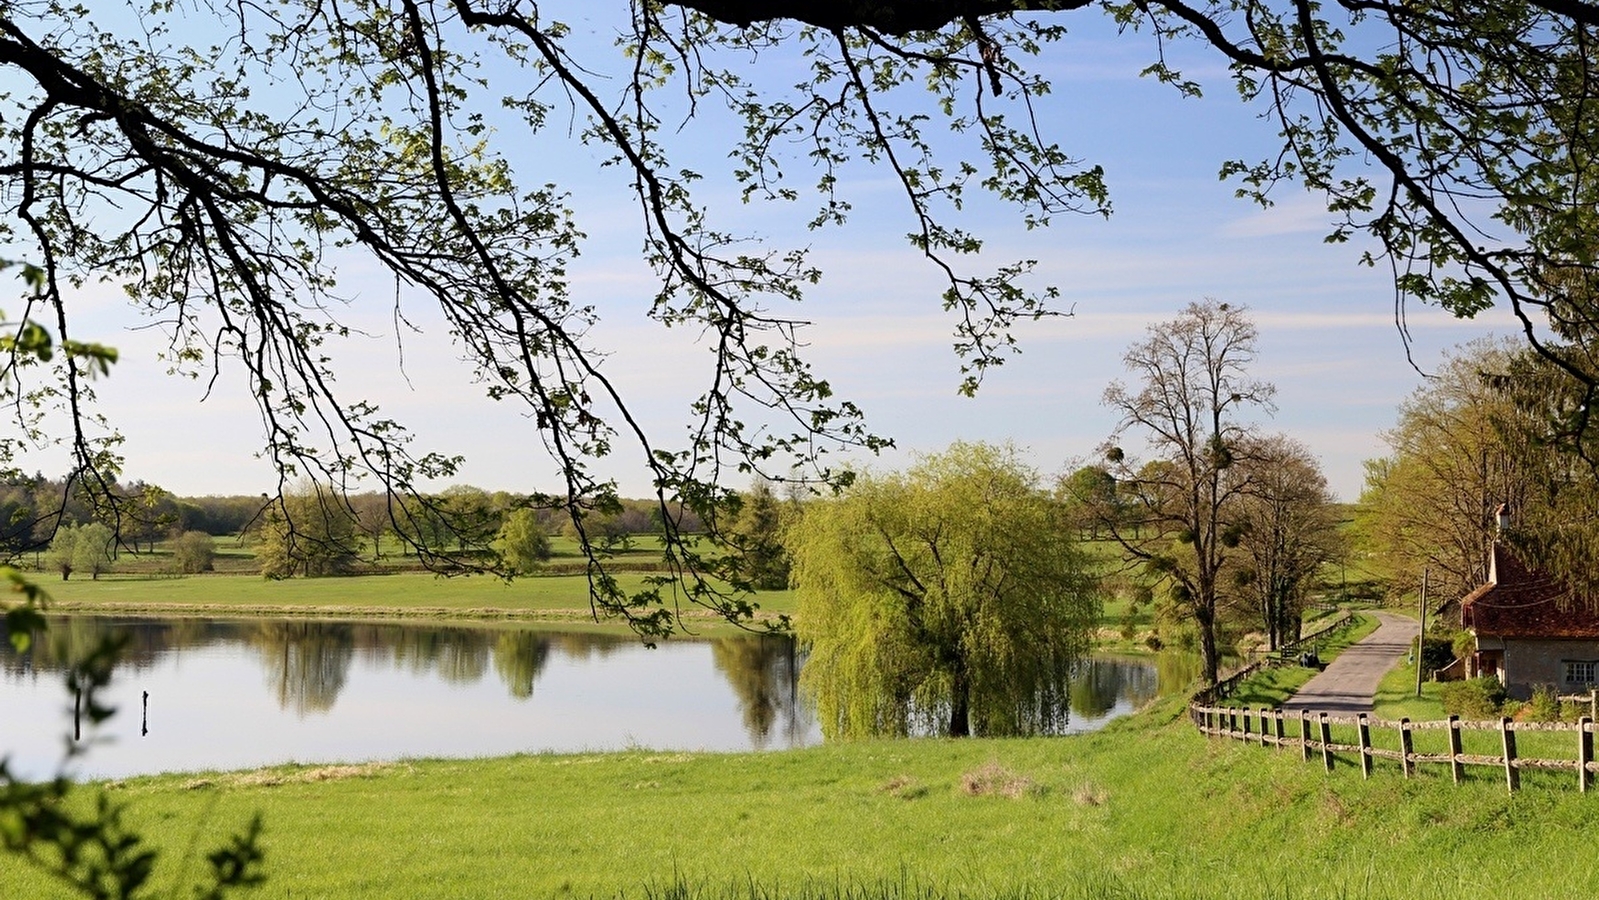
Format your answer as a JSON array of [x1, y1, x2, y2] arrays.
[[1417, 568, 1428, 698]]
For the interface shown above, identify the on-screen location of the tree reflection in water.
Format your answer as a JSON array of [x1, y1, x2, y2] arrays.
[[4, 617, 809, 743], [710, 634, 806, 749], [3, 616, 1177, 755], [245, 621, 356, 717], [1069, 657, 1166, 720], [492, 631, 552, 700]]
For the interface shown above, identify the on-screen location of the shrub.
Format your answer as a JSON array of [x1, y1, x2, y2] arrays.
[[1441, 676, 1509, 719], [1522, 684, 1562, 723], [1411, 635, 1454, 673], [170, 530, 216, 574]]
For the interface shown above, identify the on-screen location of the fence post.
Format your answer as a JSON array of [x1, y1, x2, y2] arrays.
[[1319, 712, 1333, 773], [1358, 713, 1372, 780], [1448, 715, 1464, 785], [1299, 710, 1312, 762], [1259, 708, 1270, 747], [1242, 708, 1252, 743], [1229, 707, 1238, 737], [1273, 708, 1285, 750], [1500, 717, 1519, 794], [1400, 718, 1414, 779], [1580, 717, 1593, 794]]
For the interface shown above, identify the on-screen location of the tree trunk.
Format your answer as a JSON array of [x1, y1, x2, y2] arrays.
[[949, 668, 971, 737], [1197, 605, 1219, 686]]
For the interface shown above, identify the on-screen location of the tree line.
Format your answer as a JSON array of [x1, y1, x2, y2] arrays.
[[0, 475, 746, 579]]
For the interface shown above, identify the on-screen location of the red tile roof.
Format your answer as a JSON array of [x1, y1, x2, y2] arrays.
[[1462, 544, 1599, 639]]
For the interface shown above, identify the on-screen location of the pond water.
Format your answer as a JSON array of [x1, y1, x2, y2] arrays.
[[0, 616, 1188, 780]]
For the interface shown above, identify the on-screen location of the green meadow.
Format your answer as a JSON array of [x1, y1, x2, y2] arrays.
[[33, 571, 797, 633], [4, 692, 1597, 900]]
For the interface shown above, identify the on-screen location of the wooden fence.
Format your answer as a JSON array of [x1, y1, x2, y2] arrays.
[[1188, 704, 1599, 794]]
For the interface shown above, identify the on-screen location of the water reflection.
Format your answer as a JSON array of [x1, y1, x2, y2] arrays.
[[0, 615, 1180, 780], [247, 621, 355, 716], [5, 619, 644, 716], [491, 631, 552, 700], [711, 635, 806, 749]]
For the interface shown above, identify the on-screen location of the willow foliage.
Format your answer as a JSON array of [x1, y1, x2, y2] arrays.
[[791, 443, 1099, 739]]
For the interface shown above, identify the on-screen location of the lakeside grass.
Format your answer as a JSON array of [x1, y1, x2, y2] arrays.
[[5, 693, 1598, 899]]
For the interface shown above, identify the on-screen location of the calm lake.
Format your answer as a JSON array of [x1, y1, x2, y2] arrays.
[[0, 616, 1189, 780]]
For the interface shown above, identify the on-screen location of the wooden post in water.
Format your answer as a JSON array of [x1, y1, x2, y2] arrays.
[[1500, 717, 1520, 793], [1399, 718, 1414, 779], [1579, 717, 1593, 794], [1319, 713, 1334, 772], [1299, 710, 1312, 762], [1448, 715, 1464, 784], [1357, 713, 1373, 779], [73, 688, 81, 742]]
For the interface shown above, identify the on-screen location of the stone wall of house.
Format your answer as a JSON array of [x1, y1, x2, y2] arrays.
[[1496, 638, 1599, 698]]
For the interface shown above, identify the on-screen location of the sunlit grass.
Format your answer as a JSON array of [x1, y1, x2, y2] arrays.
[[6, 688, 1599, 899], [34, 571, 796, 631]]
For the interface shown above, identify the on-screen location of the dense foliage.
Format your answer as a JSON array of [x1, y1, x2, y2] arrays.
[[791, 443, 1099, 738]]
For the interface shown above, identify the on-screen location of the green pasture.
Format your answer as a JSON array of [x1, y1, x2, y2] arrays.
[[5, 691, 1599, 899], [33, 572, 796, 631]]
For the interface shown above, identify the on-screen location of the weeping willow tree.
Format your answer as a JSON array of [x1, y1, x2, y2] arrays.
[[790, 443, 1099, 739]]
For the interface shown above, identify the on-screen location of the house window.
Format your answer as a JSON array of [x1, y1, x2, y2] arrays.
[[1563, 660, 1598, 686]]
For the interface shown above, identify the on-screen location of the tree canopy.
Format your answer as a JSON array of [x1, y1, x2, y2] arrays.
[[4, 0, 1599, 631], [789, 442, 1099, 738]]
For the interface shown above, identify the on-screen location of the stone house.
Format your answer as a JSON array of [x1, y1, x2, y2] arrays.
[[1461, 541, 1599, 699]]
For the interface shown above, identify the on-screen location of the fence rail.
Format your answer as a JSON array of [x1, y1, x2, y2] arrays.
[[1188, 703, 1598, 794]]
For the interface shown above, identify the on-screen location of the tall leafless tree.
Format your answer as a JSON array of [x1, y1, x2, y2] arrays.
[[1100, 300, 1275, 685]]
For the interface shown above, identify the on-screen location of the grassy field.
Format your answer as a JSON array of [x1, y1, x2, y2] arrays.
[[4, 691, 1598, 899], [31, 571, 797, 632]]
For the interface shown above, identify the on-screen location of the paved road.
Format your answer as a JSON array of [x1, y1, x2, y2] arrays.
[[1281, 611, 1417, 714]]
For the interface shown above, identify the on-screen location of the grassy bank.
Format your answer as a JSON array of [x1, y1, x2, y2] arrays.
[[31, 571, 797, 632], [4, 693, 1597, 899]]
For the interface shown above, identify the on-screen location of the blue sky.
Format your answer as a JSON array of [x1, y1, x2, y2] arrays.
[[20, 8, 1522, 501]]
